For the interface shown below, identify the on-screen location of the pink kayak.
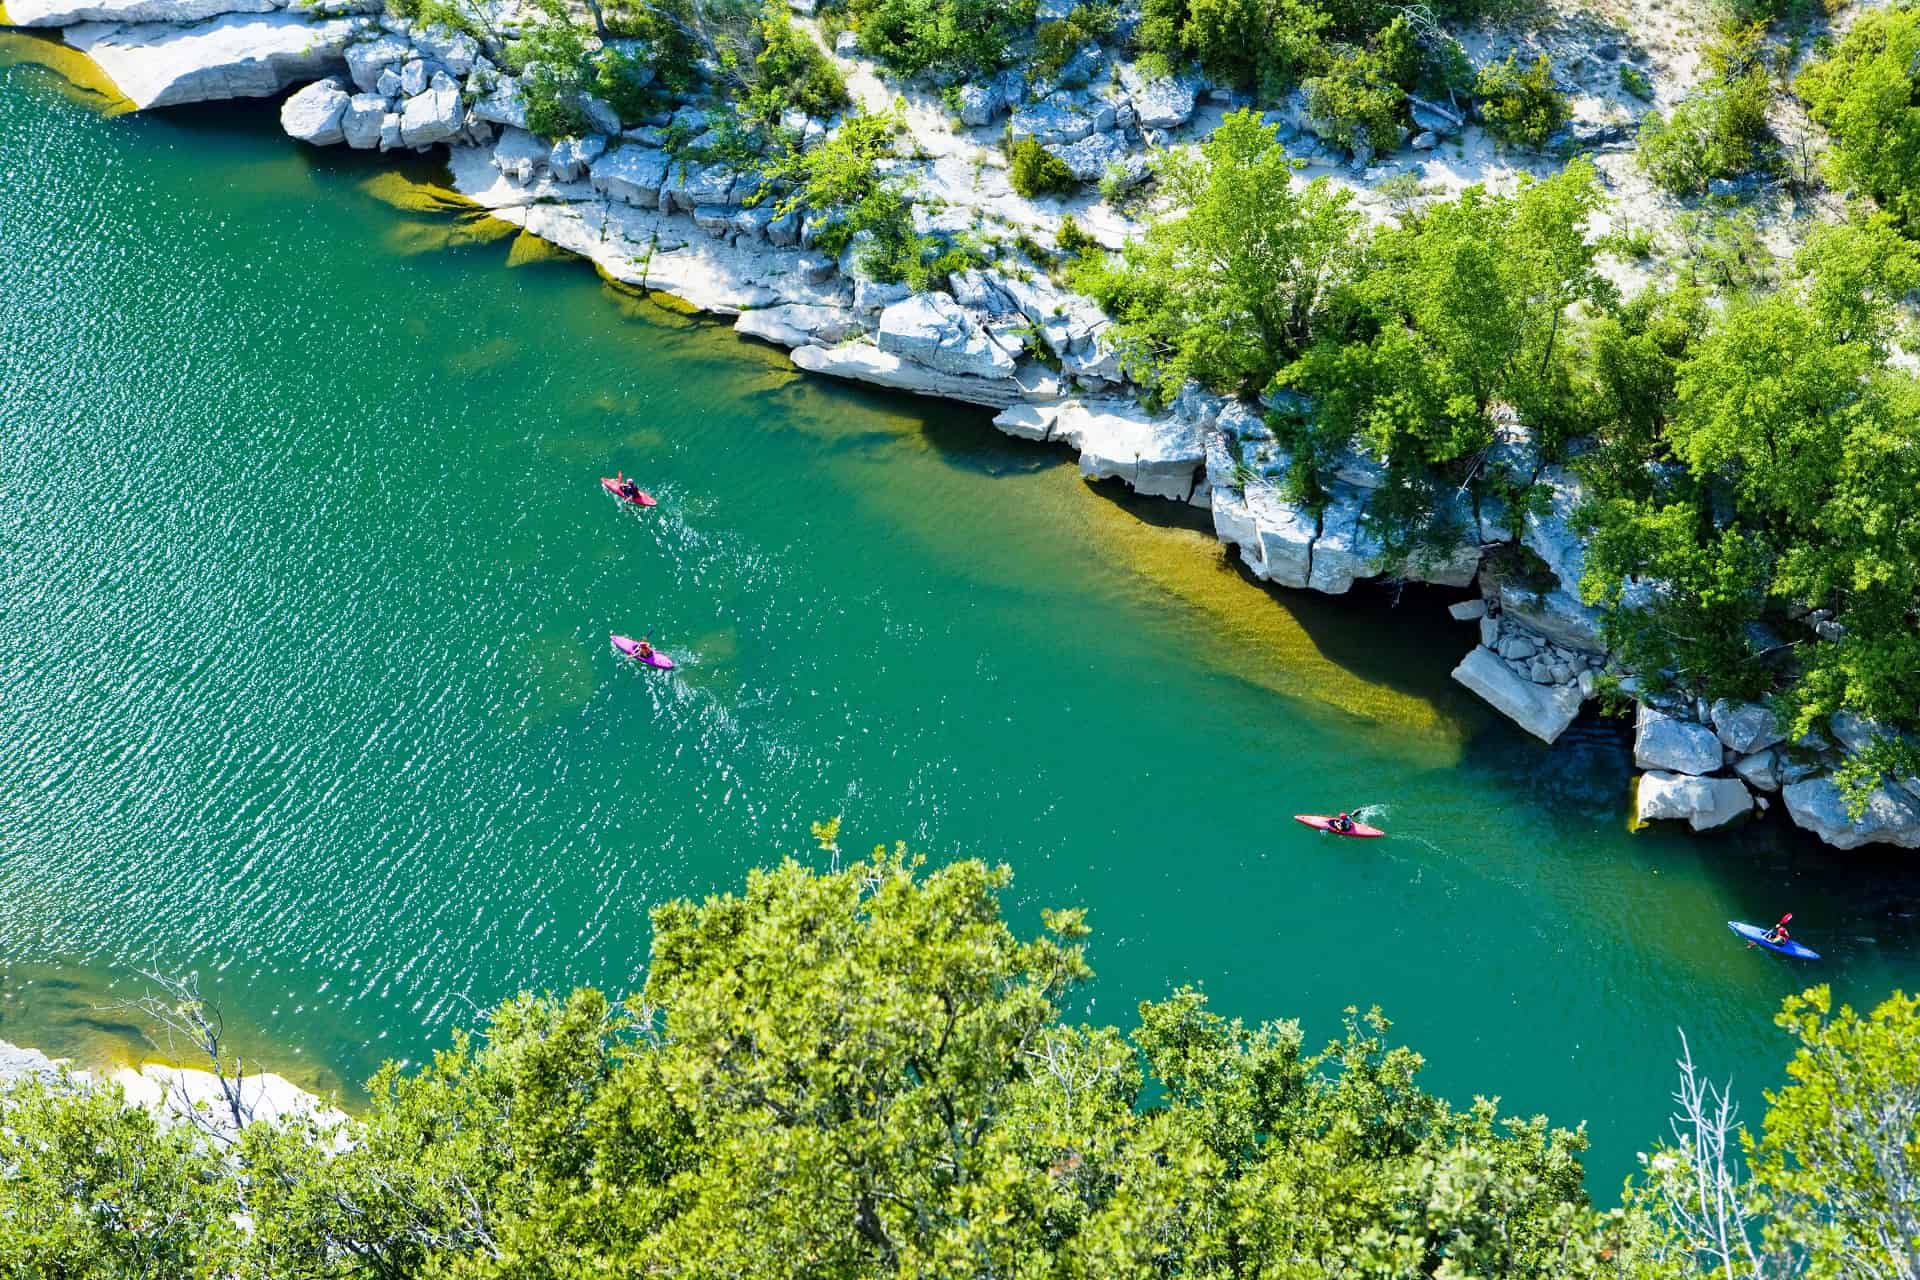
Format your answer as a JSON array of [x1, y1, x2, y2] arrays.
[[611, 633, 674, 669], [601, 477, 657, 508], [1294, 814, 1385, 839]]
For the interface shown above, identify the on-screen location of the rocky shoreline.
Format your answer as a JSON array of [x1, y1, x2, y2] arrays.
[[6, 0, 1917, 852]]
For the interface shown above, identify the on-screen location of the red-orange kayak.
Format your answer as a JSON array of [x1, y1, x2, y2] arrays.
[[1294, 814, 1385, 838], [600, 476, 657, 507]]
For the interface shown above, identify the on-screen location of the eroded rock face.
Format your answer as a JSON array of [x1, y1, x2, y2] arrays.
[[1634, 705, 1723, 776], [7, 0, 276, 25], [1310, 488, 1383, 595], [791, 342, 1031, 408], [1637, 771, 1752, 831], [1783, 776, 1920, 850], [280, 74, 350, 145], [65, 11, 362, 110], [1063, 400, 1204, 501], [1452, 646, 1584, 744], [1500, 466, 1605, 651], [875, 292, 1016, 380], [0, 1039, 64, 1089], [734, 304, 860, 349]]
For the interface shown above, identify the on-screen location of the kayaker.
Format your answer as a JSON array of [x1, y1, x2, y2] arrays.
[[1765, 914, 1792, 944], [1331, 812, 1354, 833], [636, 636, 654, 661], [616, 471, 640, 501]]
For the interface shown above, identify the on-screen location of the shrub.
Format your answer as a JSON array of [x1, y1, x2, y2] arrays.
[[1033, 1, 1117, 77], [1303, 44, 1405, 153], [1797, 2, 1920, 231], [1475, 52, 1570, 148], [1639, 27, 1775, 193], [1057, 213, 1097, 254], [746, 5, 849, 121], [1008, 137, 1077, 196], [848, 0, 1039, 77], [1619, 63, 1652, 99]]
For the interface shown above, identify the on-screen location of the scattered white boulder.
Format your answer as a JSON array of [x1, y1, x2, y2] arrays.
[[1118, 60, 1196, 129], [1452, 646, 1584, 744], [398, 76, 462, 147], [279, 74, 350, 145], [343, 30, 408, 93], [1637, 771, 1753, 832], [1709, 699, 1783, 755], [591, 144, 669, 208], [1733, 748, 1782, 792], [1783, 776, 1920, 850], [1634, 705, 1724, 775], [876, 292, 1016, 380], [546, 132, 606, 181]]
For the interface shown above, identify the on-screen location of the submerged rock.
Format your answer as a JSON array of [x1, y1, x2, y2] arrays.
[[1451, 646, 1584, 744]]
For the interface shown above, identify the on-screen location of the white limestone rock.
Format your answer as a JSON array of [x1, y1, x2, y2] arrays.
[[876, 292, 1016, 380], [338, 91, 386, 148], [1783, 776, 1920, 850], [1734, 748, 1782, 792], [734, 304, 860, 348], [0, 1039, 65, 1088], [1449, 599, 1487, 621], [1637, 771, 1753, 831], [547, 133, 606, 181], [1634, 705, 1724, 775], [344, 30, 408, 93], [1310, 488, 1383, 594], [399, 79, 462, 147], [791, 341, 1032, 408], [1065, 400, 1204, 501], [1452, 646, 1584, 745], [1498, 465, 1605, 650], [1008, 101, 1096, 145], [6, 0, 274, 24], [65, 12, 362, 110], [1048, 130, 1135, 184], [1709, 699, 1784, 756], [491, 126, 547, 181], [1118, 60, 1196, 128], [279, 74, 350, 145], [590, 144, 669, 208], [661, 160, 738, 213], [468, 71, 528, 129], [992, 402, 1062, 442]]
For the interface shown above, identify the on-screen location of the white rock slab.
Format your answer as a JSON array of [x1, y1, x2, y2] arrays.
[[64, 12, 360, 109]]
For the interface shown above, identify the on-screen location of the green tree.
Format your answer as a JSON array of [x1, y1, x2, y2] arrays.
[[1797, 2, 1920, 232], [1072, 109, 1364, 399], [1475, 52, 1571, 148], [847, 0, 1038, 78]]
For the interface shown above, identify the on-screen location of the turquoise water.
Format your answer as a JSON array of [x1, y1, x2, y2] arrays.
[[3, 49, 1916, 1192]]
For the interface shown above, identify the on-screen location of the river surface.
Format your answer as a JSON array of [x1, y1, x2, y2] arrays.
[[3, 49, 1917, 1192]]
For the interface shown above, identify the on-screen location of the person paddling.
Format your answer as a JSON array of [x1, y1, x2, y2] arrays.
[[615, 470, 641, 501], [1331, 811, 1355, 833], [1750, 912, 1793, 947], [636, 635, 654, 661]]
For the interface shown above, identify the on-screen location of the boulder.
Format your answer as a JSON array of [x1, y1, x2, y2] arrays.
[[279, 75, 351, 145], [876, 292, 1017, 380], [491, 126, 548, 181], [344, 31, 409, 93], [1048, 130, 1146, 186], [398, 56, 427, 96], [1783, 776, 1920, 850], [0, 1039, 64, 1088], [1733, 748, 1781, 792], [734, 304, 861, 348], [1449, 599, 1487, 621], [1637, 771, 1753, 831], [1452, 646, 1585, 745], [546, 133, 606, 181], [378, 110, 401, 150], [1211, 483, 1316, 589], [590, 144, 669, 208], [65, 12, 362, 110], [992, 402, 1061, 442], [399, 80, 463, 147], [1709, 699, 1784, 755], [1310, 488, 1383, 594], [1007, 101, 1095, 145], [468, 72, 528, 129], [577, 91, 623, 136], [1498, 466, 1605, 650], [412, 21, 478, 74], [340, 91, 386, 148], [855, 279, 912, 311], [957, 81, 1004, 127], [1118, 60, 1196, 128], [1634, 705, 1723, 775], [1063, 401, 1204, 501], [660, 161, 738, 213], [790, 341, 1034, 409]]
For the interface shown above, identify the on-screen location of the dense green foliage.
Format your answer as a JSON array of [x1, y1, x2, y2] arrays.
[[1034, 0, 1118, 77], [1797, 2, 1920, 232], [1, 851, 1914, 1278], [1074, 111, 1363, 400], [1475, 52, 1570, 148], [847, 0, 1037, 78], [1638, 25, 1775, 195], [1009, 136, 1078, 197], [1577, 219, 1920, 750]]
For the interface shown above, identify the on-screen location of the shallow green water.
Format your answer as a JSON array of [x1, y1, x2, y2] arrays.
[[3, 54, 1917, 1191]]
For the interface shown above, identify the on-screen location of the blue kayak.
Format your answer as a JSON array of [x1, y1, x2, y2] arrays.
[[1728, 921, 1820, 960]]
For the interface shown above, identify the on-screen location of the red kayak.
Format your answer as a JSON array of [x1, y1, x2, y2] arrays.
[[601, 476, 657, 508], [1294, 814, 1385, 839]]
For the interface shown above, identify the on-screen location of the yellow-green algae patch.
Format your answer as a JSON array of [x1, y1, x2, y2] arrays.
[[0, 31, 135, 114], [506, 228, 577, 267]]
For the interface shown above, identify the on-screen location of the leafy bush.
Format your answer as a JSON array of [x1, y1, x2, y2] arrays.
[[505, 0, 593, 136], [848, 0, 1038, 77], [1474, 52, 1569, 147], [1008, 137, 1077, 197], [1619, 63, 1652, 99], [744, 5, 849, 122], [1303, 44, 1406, 152], [1797, 1, 1920, 231], [1638, 25, 1775, 193]]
